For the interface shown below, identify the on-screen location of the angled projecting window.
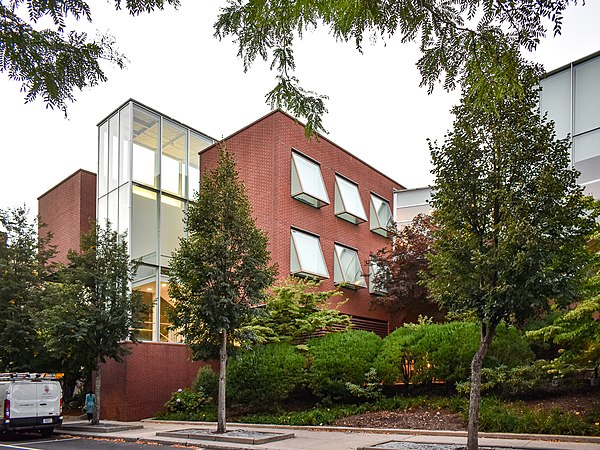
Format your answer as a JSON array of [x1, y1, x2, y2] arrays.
[[334, 244, 366, 289], [368, 260, 388, 296], [291, 151, 330, 207], [290, 229, 329, 279], [335, 175, 367, 224], [370, 194, 393, 237]]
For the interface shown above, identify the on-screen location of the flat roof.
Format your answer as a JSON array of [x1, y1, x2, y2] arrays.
[[200, 108, 405, 189], [97, 98, 217, 143], [37, 169, 96, 200], [544, 49, 600, 78]]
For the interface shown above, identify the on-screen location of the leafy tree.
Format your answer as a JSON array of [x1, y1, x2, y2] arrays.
[[169, 147, 277, 433], [243, 277, 351, 344], [0, 0, 178, 114], [426, 61, 597, 449], [214, 0, 580, 135], [0, 206, 55, 372], [42, 222, 143, 424], [370, 214, 441, 319], [528, 231, 600, 372]]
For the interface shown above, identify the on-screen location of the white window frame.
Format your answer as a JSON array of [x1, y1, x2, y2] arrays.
[[334, 243, 366, 289], [290, 228, 329, 279], [334, 175, 367, 224], [290, 150, 330, 208], [368, 260, 388, 295], [370, 193, 393, 237]]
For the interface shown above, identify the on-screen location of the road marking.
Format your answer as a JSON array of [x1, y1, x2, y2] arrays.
[[24, 437, 81, 446], [0, 444, 39, 450], [0, 437, 80, 449]]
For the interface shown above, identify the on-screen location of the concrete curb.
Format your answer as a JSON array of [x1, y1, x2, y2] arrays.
[[143, 419, 600, 444]]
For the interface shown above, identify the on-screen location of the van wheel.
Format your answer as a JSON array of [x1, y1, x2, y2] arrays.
[[40, 427, 53, 438]]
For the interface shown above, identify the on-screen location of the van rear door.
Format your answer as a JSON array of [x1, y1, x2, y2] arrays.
[[36, 382, 61, 420], [9, 382, 38, 419]]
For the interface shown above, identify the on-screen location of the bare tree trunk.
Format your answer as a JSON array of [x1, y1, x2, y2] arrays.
[[466, 322, 496, 450], [92, 358, 101, 425], [217, 330, 227, 434]]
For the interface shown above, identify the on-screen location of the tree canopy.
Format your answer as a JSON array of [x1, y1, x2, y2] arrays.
[[426, 60, 597, 449], [243, 277, 351, 345], [214, 0, 580, 135], [0, 0, 178, 113], [0, 206, 54, 372], [528, 231, 600, 370], [169, 146, 276, 433], [42, 221, 143, 423], [370, 214, 440, 318]]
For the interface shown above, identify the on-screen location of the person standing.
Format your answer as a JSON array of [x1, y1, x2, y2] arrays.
[[84, 390, 96, 422]]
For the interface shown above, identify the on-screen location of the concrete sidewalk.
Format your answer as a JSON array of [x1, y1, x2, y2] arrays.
[[57, 419, 600, 450]]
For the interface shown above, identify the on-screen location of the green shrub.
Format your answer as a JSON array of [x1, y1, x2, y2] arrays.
[[457, 360, 581, 398], [372, 325, 421, 384], [488, 324, 535, 369], [477, 397, 600, 436], [307, 330, 382, 401], [374, 321, 534, 385], [227, 342, 306, 406], [193, 365, 218, 402], [164, 388, 211, 414]]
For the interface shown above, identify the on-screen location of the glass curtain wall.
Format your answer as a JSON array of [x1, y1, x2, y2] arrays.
[[540, 54, 600, 198], [98, 100, 213, 342]]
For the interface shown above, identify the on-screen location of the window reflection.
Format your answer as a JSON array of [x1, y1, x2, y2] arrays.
[[108, 114, 119, 192], [131, 186, 158, 264], [335, 175, 367, 224], [159, 280, 182, 343], [98, 122, 108, 197], [189, 132, 210, 198], [108, 190, 118, 231], [132, 273, 157, 341], [162, 120, 187, 196], [334, 244, 366, 289], [291, 151, 330, 207], [133, 107, 159, 188], [369, 260, 388, 295], [160, 195, 184, 266], [370, 194, 392, 237], [119, 106, 131, 186], [574, 57, 600, 135]]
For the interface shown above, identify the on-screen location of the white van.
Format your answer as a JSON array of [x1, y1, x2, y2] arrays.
[[1, 373, 63, 437]]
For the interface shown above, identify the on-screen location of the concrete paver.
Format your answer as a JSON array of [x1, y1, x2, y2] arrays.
[[57, 420, 600, 450]]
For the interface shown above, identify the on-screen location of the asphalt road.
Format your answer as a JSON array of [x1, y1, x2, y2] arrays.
[[0, 433, 198, 449]]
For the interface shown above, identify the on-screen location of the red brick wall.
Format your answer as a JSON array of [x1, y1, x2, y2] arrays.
[[38, 169, 96, 264], [100, 342, 210, 421], [200, 111, 429, 331]]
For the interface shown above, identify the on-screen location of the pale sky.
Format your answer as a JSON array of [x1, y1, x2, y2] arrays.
[[1, 2, 599, 214]]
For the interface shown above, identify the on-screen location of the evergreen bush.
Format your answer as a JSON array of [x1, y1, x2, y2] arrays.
[[374, 321, 534, 385], [227, 342, 306, 406], [193, 365, 219, 403], [307, 330, 382, 401]]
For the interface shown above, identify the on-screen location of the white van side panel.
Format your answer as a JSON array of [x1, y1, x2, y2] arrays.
[[36, 382, 61, 417], [10, 382, 38, 419]]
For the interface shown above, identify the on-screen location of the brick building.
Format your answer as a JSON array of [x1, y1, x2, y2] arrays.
[[199, 109, 412, 333], [38, 169, 97, 265], [40, 100, 434, 420]]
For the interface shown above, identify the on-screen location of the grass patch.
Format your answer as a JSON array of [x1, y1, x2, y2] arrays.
[[477, 397, 600, 436]]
